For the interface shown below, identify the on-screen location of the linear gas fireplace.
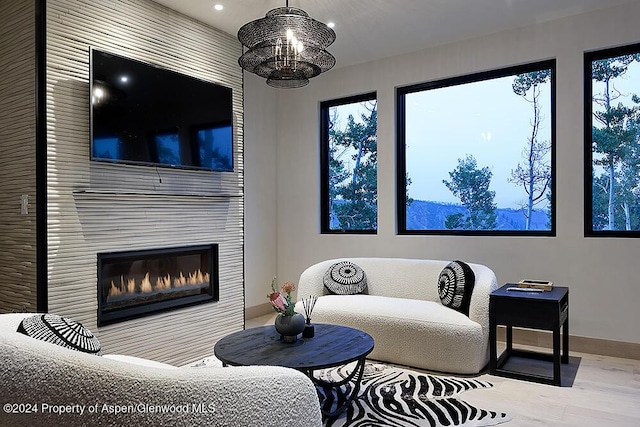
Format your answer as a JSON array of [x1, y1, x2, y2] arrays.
[[97, 245, 219, 326]]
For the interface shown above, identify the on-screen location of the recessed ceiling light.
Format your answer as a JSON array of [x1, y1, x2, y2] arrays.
[[327, 22, 336, 28], [213, 4, 223, 11]]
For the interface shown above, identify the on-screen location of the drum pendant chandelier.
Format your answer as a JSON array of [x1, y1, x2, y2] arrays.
[[237, 1, 336, 88]]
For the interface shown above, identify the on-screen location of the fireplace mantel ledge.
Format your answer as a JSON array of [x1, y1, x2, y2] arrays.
[[73, 189, 243, 198]]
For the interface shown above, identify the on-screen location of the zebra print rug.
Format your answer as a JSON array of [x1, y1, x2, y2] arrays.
[[317, 363, 510, 427]]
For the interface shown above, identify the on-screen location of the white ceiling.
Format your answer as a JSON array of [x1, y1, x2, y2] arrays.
[[152, 0, 637, 69]]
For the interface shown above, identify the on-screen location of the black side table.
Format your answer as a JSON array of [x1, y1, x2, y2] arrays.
[[489, 284, 569, 386]]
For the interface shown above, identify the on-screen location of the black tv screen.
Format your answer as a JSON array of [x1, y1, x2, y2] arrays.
[[90, 49, 233, 171]]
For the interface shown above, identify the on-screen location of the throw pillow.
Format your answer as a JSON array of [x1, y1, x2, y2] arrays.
[[438, 260, 475, 316], [17, 314, 102, 355], [323, 261, 367, 295]]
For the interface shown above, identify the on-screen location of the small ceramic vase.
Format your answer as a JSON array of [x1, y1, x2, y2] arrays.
[[274, 313, 306, 343]]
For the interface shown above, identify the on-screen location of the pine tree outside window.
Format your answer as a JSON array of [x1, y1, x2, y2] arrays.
[[321, 93, 377, 233], [585, 43, 640, 237], [396, 61, 556, 236]]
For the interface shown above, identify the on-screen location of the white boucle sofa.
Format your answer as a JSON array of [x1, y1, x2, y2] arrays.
[[0, 313, 322, 427], [295, 258, 498, 374]]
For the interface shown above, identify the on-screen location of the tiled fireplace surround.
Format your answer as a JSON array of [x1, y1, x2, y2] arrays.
[[43, 0, 245, 366], [65, 188, 245, 366]]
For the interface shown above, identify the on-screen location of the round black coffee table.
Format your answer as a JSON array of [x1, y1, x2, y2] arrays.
[[214, 323, 374, 417]]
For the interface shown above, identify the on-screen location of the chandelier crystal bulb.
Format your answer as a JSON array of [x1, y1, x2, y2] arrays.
[[237, 3, 336, 88]]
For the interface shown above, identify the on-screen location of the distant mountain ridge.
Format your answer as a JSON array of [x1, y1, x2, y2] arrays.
[[406, 199, 549, 230]]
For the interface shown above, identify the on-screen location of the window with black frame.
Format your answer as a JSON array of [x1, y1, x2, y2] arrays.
[[320, 93, 377, 233], [397, 60, 556, 235], [584, 44, 640, 236]]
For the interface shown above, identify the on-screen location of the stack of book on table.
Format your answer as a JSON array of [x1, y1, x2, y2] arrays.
[[515, 279, 553, 291]]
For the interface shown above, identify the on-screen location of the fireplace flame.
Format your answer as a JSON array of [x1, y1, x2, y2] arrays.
[[189, 270, 209, 285], [107, 269, 210, 300], [109, 281, 123, 297], [174, 272, 187, 286], [140, 272, 152, 293], [124, 276, 135, 294], [156, 274, 171, 290]]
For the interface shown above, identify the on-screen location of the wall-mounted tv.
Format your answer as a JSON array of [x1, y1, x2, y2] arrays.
[[90, 48, 233, 172]]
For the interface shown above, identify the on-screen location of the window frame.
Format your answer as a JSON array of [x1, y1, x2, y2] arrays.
[[320, 92, 378, 234], [584, 43, 640, 237], [396, 60, 557, 236]]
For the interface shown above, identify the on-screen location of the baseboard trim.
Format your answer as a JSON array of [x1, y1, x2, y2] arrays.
[[497, 326, 640, 360], [245, 303, 273, 320]]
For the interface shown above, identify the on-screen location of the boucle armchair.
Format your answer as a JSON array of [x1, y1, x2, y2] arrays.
[[295, 257, 498, 374], [0, 313, 322, 427]]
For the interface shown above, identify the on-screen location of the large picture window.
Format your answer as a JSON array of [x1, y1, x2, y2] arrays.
[[585, 44, 640, 236], [397, 61, 555, 235], [321, 93, 377, 233]]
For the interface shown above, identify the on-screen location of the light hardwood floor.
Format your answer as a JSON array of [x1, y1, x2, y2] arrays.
[[246, 314, 640, 427]]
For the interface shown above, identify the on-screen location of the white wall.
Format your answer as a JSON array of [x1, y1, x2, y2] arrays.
[[244, 73, 278, 309], [263, 1, 640, 345]]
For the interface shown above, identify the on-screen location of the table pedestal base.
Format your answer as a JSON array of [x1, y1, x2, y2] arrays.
[[306, 357, 367, 419]]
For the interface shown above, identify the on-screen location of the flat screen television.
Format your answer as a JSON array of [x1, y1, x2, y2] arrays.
[[90, 48, 233, 172]]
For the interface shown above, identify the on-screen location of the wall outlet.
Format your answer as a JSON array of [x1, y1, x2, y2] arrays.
[[20, 195, 29, 215]]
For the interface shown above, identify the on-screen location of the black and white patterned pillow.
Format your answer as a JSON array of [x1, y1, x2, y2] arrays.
[[438, 260, 475, 316], [323, 261, 367, 295], [17, 314, 102, 355]]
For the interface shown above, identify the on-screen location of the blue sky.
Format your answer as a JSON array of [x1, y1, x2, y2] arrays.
[[405, 73, 552, 209]]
